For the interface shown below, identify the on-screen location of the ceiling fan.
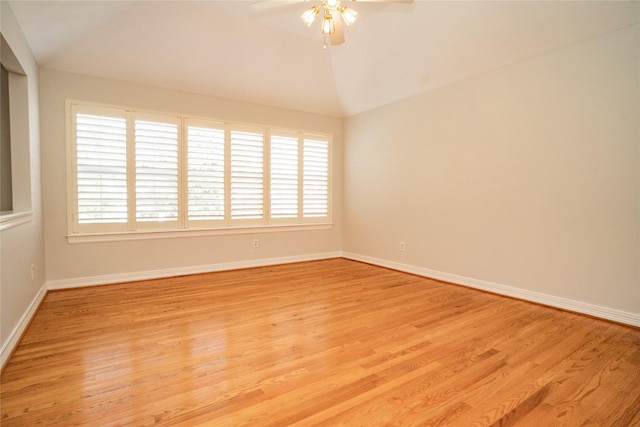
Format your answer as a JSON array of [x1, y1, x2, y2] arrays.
[[253, 0, 413, 48]]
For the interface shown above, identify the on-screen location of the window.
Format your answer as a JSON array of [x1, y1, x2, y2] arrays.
[[230, 128, 264, 222], [186, 121, 225, 223], [68, 102, 331, 237], [270, 132, 299, 220], [135, 114, 179, 226], [75, 109, 127, 227], [1, 64, 12, 213], [269, 132, 330, 223], [303, 137, 329, 218], [1, 34, 32, 230]]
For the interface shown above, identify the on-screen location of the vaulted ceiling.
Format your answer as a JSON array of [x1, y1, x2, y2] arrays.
[[7, 0, 640, 117]]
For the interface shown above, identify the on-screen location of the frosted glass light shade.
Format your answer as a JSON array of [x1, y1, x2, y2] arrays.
[[301, 6, 320, 27], [339, 6, 358, 26], [321, 13, 335, 34]]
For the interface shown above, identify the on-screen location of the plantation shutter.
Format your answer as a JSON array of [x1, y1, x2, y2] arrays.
[[303, 136, 329, 219], [135, 115, 179, 225], [270, 133, 299, 220], [74, 108, 128, 229], [69, 101, 332, 236], [187, 121, 225, 222], [230, 128, 264, 221]]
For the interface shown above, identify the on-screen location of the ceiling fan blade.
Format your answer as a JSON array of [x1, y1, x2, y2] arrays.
[[330, 10, 345, 45]]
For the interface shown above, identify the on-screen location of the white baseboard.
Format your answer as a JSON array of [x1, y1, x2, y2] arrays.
[[46, 252, 342, 290], [1, 281, 48, 370], [342, 252, 640, 328], [7, 250, 633, 372], [3, 252, 340, 369]]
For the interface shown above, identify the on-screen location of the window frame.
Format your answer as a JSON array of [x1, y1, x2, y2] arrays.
[[269, 129, 301, 225], [66, 100, 333, 242], [133, 112, 181, 230], [0, 34, 33, 231], [184, 118, 227, 229], [229, 124, 267, 227]]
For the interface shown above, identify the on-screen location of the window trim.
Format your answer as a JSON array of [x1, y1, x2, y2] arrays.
[[66, 222, 333, 244], [0, 211, 33, 231], [66, 100, 333, 241], [184, 118, 226, 228]]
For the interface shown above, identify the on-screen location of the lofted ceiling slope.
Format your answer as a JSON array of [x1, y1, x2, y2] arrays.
[[7, 0, 640, 117]]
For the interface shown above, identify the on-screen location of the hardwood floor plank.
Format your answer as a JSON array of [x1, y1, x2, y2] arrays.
[[2, 259, 639, 426]]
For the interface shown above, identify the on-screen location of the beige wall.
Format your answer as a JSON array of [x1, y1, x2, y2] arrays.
[[344, 25, 639, 315], [4, 14, 639, 366], [39, 69, 343, 284], [0, 3, 46, 360]]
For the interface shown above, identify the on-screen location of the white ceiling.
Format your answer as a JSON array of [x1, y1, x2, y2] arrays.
[[7, 0, 640, 117]]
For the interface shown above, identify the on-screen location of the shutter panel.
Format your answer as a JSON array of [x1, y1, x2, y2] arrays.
[[75, 112, 128, 224], [270, 133, 299, 219], [135, 117, 179, 223], [230, 129, 263, 220], [71, 102, 332, 235], [303, 137, 329, 218], [187, 123, 225, 222]]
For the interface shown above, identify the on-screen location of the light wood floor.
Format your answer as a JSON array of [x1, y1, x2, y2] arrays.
[[2, 258, 639, 426]]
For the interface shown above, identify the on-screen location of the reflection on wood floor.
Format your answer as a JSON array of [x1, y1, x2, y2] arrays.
[[2, 258, 639, 426]]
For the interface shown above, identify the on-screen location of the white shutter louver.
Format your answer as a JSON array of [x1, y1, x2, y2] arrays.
[[270, 134, 299, 219], [230, 129, 264, 220], [75, 113, 128, 224], [303, 137, 329, 218], [135, 118, 179, 223], [187, 124, 225, 221], [70, 102, 331, 236]]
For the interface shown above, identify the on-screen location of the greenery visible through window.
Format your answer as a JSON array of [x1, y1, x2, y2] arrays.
[[68, 102, 331, 235]]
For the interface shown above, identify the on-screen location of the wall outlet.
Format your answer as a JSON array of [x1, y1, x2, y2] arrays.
[[252, 239, 260, 249], [30, 264, 35, 280], [399, 242, 406, 252]]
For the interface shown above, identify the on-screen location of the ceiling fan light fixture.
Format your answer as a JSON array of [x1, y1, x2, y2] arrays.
[[321, 12, 335, 34], [301, 5, 320, 27], [326, 0, 340, 9], [339, 5, 358, 26]]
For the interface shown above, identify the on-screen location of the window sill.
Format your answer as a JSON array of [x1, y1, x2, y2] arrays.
[[0, 211, 33, 231], [67, 222, 333, 244]]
